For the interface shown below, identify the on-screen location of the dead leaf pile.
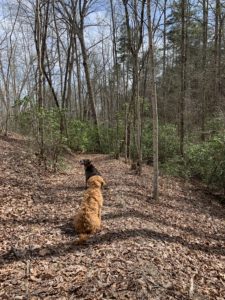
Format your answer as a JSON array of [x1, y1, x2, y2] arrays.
[[0, 134, 224, 299]]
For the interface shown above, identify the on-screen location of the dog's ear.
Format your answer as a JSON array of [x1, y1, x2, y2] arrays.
[[99, 177, 106, 188]]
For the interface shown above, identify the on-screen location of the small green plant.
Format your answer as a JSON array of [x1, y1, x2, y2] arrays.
[[142, 123, 179, 163], [67, 120, 99, 152], [186, 134, 225, 189], [39, 108, 65, 171]]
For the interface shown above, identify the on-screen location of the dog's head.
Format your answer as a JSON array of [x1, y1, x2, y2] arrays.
[[80, 159, 91, 168], [87, 175, 105, 189]]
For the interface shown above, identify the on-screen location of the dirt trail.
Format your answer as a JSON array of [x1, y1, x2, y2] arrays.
[[0, 134, 224, 300]]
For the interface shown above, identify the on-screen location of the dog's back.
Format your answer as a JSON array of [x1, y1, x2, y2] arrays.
[[74, 175, 105, 244], [85, 164, 101, 181], [80, 159, 101, 184]]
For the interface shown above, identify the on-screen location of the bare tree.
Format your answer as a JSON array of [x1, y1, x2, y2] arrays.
[[179, 0, 187, 156], [122, 0, 145, 174], [201, 0, 208, 140], [162, 0, 167, 123], [34, 0, 50, 155], [0, 2, 21, 135], [110, 0, 120, 158], [57, 0, 101, 147], [147, 0, 159, 200]]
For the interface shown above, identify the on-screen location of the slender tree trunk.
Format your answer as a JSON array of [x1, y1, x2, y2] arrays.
[[66, 33, 75, 115], [213, 0, 224, 108], [122, 0, 145, 174], [214, 0, 219, 103], [201, 0, 208, 141], [217, 1, 222, 105], [74, 37, 83, 120], [179, 0, 187, 156], [124, 103, 128, 162], [147, 0, 159, 201], [110, 0, 120, 158], [34, 0, 44, 157], [162, 0, 167, 124], [133, 54, 142, 173], [77, 27, 101, 148], [0, 2, 20, 136], [78, 34, 99, 125]]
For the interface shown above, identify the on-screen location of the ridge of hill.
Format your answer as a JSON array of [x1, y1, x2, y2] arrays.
[[0, 133, 224, 300]]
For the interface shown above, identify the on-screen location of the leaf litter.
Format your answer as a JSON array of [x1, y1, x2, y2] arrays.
[[0, 134, 224, 299]]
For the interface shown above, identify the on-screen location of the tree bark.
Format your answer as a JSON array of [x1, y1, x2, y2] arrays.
[[147, 0, 159, 201], [34, 0, 44, 157], [58, 0, 101, 148], [122, 0, 145, 174], [110, 0, 120, 158], [179, 0, 187, 156], [162, 0, 167, 124], [201, 0, 208, 141]]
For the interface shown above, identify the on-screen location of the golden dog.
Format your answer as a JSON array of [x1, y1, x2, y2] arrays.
[[74, 175, 105, 244]]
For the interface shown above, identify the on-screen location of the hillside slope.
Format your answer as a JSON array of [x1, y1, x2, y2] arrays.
[[0, 134, 224, 300]]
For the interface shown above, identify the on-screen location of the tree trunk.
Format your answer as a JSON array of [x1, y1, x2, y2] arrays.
[[201, 0, 208, 141], [162, 0, 167, 124], [179, 0, 187, 156], [133, 54, 142, 173], [122, 0, 145, 174], [147, 0, 159, 201], [110, 0, 120, 158], [74, 36, 83, 120], [78, 32, 100, 147], [34, 0, 44, 157]]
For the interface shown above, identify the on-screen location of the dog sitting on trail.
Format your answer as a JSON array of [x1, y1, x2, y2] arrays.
[[80, 159, 101, 188], [73, 175, 105, 244]]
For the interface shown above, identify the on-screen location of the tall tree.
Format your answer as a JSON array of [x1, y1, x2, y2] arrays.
[[162, 0, 168, 123], [179, 0, 187, 156], [34, 0, 47, 156], [58, 0, 101, 148], [147, 0, 159, 200], [0, 2, 21, 135], [201, 0, 208, 140], [214, 0, 225, 108], [122, 0, 145, 174], [110, 0, 120, 158]]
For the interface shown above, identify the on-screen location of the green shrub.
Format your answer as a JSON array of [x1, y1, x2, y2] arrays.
[[205, 114, 225, 132], [159, 124, 180, 162], [186, 134, 225, 188], [142, 123, 179, 163], [16, 110, 34, 135], [67, 120, 100, 153], [67, 119, 124, 155], [161, 155, 190, 178], [39, 108, 65, 170], [99, 125, 118, 154], [12, 96, 35, 135], [162, 132, 225, 189]]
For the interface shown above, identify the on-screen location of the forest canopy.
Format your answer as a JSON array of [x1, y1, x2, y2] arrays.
[[0, 0, 225, 190]]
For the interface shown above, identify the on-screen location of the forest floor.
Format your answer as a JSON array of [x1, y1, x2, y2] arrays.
[[0, 133, 224, 300]]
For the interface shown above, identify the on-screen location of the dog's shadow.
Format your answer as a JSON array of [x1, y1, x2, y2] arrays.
[[73, 186, 86, 192], [59, 221, 76, 236]]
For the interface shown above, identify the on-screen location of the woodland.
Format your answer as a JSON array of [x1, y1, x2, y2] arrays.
[[0, 0, 225, 299]]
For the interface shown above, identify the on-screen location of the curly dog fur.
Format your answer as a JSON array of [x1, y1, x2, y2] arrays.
[[74, 175, 105, 244]]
